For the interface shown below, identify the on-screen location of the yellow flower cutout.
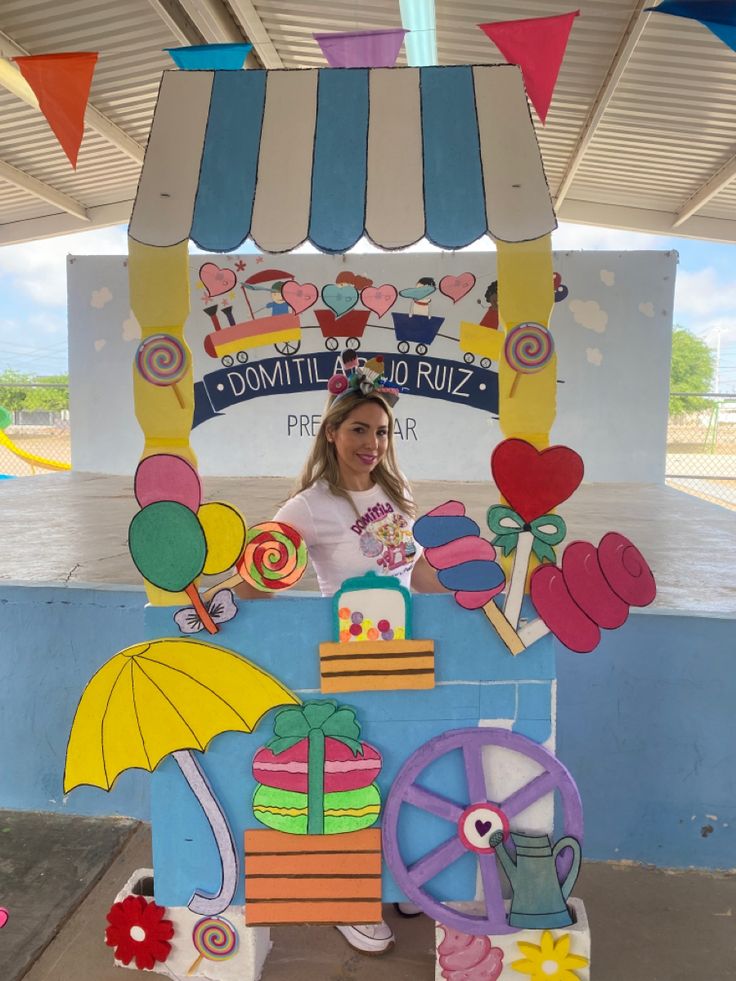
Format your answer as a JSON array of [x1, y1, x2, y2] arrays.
[[512, 930, 589, 980]]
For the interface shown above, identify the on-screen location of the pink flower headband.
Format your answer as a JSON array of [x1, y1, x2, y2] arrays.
[[327, 351, 401, 407]]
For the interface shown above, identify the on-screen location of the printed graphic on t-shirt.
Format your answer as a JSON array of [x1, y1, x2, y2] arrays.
[[351, 502, 416, 575]]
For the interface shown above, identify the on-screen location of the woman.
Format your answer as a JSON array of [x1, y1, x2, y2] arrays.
[[272, 361, 442, 954]]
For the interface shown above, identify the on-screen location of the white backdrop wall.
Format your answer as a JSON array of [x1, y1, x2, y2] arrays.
[[68, 250, 676, 481]]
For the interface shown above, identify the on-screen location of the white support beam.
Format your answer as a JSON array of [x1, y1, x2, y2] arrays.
[[144, 0, 205, 45], [0, 200, 133, 247], [672, 152, 736, 228], [558, 197, 736, 245], [0, 32, 145, 165], [174, 0, 248, 44], [227, 0, 283, 68], [554, 0, 654, 209], [0, 159, 89, 222]]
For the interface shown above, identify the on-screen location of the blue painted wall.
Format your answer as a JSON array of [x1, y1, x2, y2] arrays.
[[145, 593, 555, 905], [1, 584, 734, 874], [0, 583, 150, 820], [557, 611, 736, 871]]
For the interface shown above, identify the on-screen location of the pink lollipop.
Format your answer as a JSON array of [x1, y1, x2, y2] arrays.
[[134, 454, 202, 513]]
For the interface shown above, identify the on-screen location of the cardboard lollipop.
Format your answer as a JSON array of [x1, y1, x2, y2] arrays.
[[504, 322, 554, 396], [134, 453, 201, 512], [129, 501, 217, 634], [205, 521, 307, 600], [136, 333, 188, 408]]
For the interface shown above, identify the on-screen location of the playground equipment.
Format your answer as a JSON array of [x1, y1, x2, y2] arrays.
[[0, 406, 70, 475]]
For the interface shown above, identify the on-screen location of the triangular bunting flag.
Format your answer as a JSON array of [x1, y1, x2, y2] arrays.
[[13, 52, 98, 168], [647, 1, 736, 53], [478, 11, 579, 124]]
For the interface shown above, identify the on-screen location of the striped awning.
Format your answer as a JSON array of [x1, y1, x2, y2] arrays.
[[129, 65, 556, 254]]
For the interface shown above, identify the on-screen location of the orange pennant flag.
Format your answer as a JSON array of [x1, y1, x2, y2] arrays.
[[13, 52, 99, 168], [478, 11, 579, 124]]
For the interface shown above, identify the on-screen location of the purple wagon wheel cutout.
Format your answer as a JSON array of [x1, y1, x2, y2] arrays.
[[382, 727, 583, 936]]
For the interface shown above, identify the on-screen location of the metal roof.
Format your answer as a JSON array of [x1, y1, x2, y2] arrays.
[[2, 0, 736, 245]]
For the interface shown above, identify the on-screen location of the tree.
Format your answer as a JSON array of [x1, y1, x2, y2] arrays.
[[0, 370, 69, 413], [669, 327, 715, 417], [0, 369, 32, 412]]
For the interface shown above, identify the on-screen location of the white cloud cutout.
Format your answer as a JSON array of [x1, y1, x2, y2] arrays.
[[639, 302, 655, 318], [586, 347, 603, 366], [91, 287, 113, 309], [94, 339, 106, 352], [0, 225, 128, 307], [122, 311, 141, 342], [569, 299, 608, 333], [600, 270, 615, 286]]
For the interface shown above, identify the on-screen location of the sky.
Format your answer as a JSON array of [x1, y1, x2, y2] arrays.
[[0, 221, 734, 391]]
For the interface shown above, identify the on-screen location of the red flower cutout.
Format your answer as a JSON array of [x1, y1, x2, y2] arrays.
[[105, 895, 174, 970]]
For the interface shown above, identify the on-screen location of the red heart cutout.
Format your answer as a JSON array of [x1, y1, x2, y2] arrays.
[[491, 439, 583, 522]]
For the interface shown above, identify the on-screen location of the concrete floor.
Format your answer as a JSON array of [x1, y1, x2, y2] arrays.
[[1, 472, 735, 614], [11, 817, 736, 981]]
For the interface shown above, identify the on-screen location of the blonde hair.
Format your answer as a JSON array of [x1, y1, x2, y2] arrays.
[[291, 391, 416, 517]]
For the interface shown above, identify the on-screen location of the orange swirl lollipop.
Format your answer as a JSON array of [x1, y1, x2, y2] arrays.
[[238, 522, 308, 591]]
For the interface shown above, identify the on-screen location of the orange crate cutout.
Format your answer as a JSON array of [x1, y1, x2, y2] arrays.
[[244, 828, 382, 924], [319, 572, 434, 693], [245, 701, 383, 925]]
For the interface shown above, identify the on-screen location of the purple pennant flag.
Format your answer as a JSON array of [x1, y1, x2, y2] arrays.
[[314, 28, 408, 68]]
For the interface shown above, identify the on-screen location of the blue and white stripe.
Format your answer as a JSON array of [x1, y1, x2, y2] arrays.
[[129, 65, 556, 253]]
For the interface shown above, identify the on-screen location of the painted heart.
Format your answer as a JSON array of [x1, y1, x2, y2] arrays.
[[0, 907, 8, 929], [491, 439, 584, 523], [282, 280, 318, 314], [439, 272, 476, 304], [474, 819, 492, 838], [199, 262, 237, 298], [361, 284, 398, 319], [322, 283, 358, 318]]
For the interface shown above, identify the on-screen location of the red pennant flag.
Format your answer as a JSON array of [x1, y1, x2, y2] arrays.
[[479, 11, 579, 124], [13, 52, 99, 168]]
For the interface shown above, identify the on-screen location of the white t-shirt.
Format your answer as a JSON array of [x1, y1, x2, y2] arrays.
[[274, 480, 419, 597]]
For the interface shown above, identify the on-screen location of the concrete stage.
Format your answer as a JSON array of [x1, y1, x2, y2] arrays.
[[1, 472, 735, 615]]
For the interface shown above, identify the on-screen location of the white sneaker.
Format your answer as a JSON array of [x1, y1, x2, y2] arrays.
[[394, 901, 423, 917], [335, 921, 395, 955]]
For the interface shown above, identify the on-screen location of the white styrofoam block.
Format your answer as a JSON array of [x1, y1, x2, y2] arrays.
[[109, 868, 272, 980], [434, 897, 590, 981]]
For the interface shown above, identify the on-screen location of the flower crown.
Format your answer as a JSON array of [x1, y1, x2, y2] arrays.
[[327, 351, 401, 407]]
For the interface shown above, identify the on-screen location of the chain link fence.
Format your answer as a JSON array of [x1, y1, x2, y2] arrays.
[[0, 384, 71, 478], [666, 393, 736, 511]]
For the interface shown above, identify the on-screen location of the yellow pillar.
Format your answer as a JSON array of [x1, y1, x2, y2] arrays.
[[128, 238, 195, 603], [495, 235, 556, 448]]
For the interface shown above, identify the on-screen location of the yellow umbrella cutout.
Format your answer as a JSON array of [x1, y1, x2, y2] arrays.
[[64, 638, 299, 914]]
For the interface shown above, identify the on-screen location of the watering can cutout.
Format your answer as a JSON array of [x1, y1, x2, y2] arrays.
[[489, 831, 581, 929]]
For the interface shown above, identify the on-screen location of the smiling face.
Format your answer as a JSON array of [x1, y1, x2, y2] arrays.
[[327, 400, 390, 491]]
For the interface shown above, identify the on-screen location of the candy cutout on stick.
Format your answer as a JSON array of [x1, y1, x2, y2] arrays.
[[187, 915, 238, 975], [504, 322, 554, 396], [136, 333, 187, 408], [240, 522, 308, 591], [530, 532, 656, 653], [490, 438, 583, 629], [134, 453, 202, 513], [204, 521, 308, 600], [129, 501, 218, 634], [413, 502, 524, 655], [197, 502, 247, 576]]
